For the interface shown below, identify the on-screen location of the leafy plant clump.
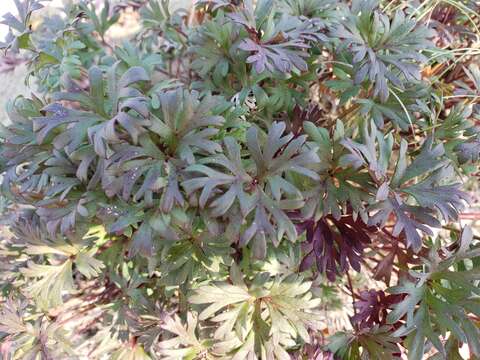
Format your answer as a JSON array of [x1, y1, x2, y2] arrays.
[[0, 0, 479, 358]]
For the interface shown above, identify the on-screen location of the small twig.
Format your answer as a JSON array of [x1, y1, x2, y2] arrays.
[[443, 224, 480, 241], [459, 212, 480, 220]]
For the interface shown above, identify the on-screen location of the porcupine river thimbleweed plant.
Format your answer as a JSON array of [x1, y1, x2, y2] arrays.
[[0, 0, 479, 358]]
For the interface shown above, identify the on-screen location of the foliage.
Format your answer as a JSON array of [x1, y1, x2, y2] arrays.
[[0, 0, 479, 358]]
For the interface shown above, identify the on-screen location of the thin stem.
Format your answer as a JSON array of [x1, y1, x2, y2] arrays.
[[346, 270, 358, 328]]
